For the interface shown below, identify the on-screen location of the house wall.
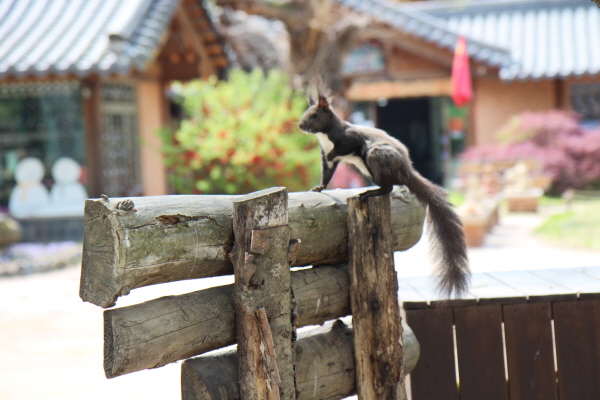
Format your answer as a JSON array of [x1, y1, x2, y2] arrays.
[[137, 79, 169, 196], [472, 78, 556, 144], [386, 46, 449, 80]]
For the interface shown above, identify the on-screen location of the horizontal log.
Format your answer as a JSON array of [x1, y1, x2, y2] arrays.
[[181, 318, 420, 400], [104, 264, 351, 378], [81, 187, 424, 308]]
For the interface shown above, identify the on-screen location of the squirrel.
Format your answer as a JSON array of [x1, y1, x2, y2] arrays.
[[298, 88, 470, 299]]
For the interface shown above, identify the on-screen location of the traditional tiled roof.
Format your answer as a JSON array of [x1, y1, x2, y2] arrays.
[[0, 0, 224, 79], [338, 0, 600, 81]]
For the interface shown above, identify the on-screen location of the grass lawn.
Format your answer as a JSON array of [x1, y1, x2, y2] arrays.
[[535, 198, 600, 251]]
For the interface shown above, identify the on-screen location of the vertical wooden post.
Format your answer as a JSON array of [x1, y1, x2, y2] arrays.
[[348, 194, 406, 400], [231, 187, 296, 400]]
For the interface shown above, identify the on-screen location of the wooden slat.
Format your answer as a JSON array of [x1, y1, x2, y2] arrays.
[[486, 271, 576, 303], [554, 300, 600, 400], [397, 276, 429, 310], [405, 308, 458, 400], [400, 275, 477, 307], [579, 266, 600, 284], [469, 273, 527, 305], [454, 305, 508, 400], [503, 302, 558, 400], [530, 268, 600, 301], [577, 267, 600, 300], [400, 276, 440, 301]]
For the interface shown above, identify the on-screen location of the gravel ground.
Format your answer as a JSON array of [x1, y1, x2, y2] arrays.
[[1, 212, 599, 400]]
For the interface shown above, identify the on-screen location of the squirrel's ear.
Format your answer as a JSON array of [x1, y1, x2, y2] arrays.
[[306, 79, 318, 106], [314, 76, 332, 109], [317, 95, 330, 109]]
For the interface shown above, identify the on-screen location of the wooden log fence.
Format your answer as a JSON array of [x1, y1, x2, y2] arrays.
[[81, 187, 423, 308], [81, 187, 425, 399], [181, 318, 420, 400]]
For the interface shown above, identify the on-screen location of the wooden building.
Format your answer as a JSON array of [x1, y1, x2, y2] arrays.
[[0, 0, 229, 214], [337, 0, 600, 184]]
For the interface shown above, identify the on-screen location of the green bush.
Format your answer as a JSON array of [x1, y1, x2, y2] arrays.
[[159, 70, 321, 194]]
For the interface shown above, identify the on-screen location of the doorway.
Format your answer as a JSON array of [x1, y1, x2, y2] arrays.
[[376, 97, 444, 185]]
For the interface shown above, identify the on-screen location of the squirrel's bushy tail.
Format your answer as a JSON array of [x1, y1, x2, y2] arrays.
[[407, 172, 470, 298]]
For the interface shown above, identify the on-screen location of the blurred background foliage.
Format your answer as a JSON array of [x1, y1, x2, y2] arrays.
[[159, 69, 321, 194], [461, 110, 600, 195]]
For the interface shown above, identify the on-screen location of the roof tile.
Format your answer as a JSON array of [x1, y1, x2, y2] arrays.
[[0, 0, 221, 79], [337, 0, 600, 81]]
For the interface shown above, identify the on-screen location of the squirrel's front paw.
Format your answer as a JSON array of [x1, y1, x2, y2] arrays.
[[311, 185, 326, 192]]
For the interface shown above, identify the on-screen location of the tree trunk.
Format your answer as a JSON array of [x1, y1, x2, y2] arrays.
[[216, 0, 365, 92], [81, 187, 423, 308], [181, 319, 420, 400], [348, 195, 406, 400]]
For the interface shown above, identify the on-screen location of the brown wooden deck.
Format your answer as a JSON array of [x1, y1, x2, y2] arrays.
[[399, 267, 600, 400]]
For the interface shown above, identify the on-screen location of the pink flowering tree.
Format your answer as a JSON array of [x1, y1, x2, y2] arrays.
[[461, 110, 600, 194]]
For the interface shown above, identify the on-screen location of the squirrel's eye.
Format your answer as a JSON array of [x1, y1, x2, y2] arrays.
[[311, 113, 318, 119]]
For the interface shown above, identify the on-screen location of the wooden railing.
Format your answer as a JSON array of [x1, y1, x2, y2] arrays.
[[80, 187, 425, 399], [400, 267, 600, 400]]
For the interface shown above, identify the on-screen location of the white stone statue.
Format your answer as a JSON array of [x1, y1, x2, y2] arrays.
[[8, 157, 50, 218], [48, 157, 88, 217], [9, 157, 88, 219]]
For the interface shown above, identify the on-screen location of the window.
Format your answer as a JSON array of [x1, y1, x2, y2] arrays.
[[0, 82, 85, 207], [571, 83, 600, 127], [99, 82, 141, 197]]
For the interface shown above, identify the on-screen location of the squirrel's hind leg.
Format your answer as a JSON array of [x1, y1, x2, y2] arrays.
[[359, 181, 393, 201]]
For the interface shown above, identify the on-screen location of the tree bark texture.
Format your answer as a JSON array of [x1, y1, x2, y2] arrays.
[[103, 264, 351, 378], [181, 319, 420, 400], [81, 187, 423, 308], [231, 187, 294, 400], [348, 195, 406, 400]]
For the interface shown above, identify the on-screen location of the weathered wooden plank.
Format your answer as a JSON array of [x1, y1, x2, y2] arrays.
[[348, 194, 406, 400], [400, 275, 477, 307], [503, 302, 558, 400], [181, 319, 420, 400], [486, 270, 576, 303], [579, 266, 600, 280], [405, 307, 458, 400], [454, 305, 508, 400], [554, 300, 600, 400], [470, 273, 527, 305], [531, 268, 600, 301], [232, 188, 293, 400], [397, 276, 429, 310], [81, 187, 425, 308], [103, 264, 350, 378]]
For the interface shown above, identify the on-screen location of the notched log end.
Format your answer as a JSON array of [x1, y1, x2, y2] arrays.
[[80, 199, 125, 309], [249, 229, 272, 254]]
